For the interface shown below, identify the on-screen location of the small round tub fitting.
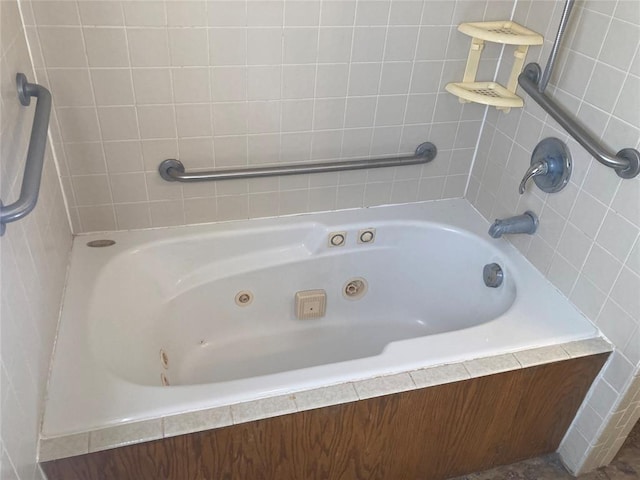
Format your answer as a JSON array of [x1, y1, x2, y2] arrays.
[[358, 228, 376, 244], [329, 232, 346, 247], [343, 277, 368, 300], [235, 290, 254, 306]]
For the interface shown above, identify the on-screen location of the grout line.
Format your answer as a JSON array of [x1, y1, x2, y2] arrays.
[[120, 1, 151, 230], [367, 1, 393, 156], [75, 3, 115, 233], [17, 3, 77, 235], [371, 0, 398, 203], [464, 0, 520, 199], [397, 1, 429, 202]]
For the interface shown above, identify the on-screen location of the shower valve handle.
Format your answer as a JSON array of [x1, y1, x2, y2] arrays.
[[519, 161, 548, 194]]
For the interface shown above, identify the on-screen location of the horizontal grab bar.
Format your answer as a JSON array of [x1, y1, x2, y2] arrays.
[[159, 142, 437, 183], [0, 73, 52, 235], [518, 63, 640, 179]]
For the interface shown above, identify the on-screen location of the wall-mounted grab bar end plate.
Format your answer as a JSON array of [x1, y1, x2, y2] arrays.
[[159, 159, 185, 181], [0, 201, 5, 236], [523, 63, 542, 83], [16, 73, 31, 106], [615, 149, 640, 179], [415, 142, 437, 162]]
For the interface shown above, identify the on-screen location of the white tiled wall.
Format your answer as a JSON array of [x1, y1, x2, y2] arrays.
[[467, 0, 639, 473], [0, 1, 72, 479], [22, 0, 520, 233]]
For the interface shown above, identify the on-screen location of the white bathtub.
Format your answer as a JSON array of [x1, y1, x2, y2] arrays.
[[42, 199, 599, 439]]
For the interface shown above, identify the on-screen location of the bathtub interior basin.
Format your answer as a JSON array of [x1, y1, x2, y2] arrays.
[[90, 217, 516, 387]]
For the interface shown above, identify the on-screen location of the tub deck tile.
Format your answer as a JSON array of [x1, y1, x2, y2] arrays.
[[41, 353, 611, 480], [410, 363, 471, 388], [353, 372, 416, 400], [562, 338, 612, 359], [38, 338, 613, 462], [163, 406, 233, 439], [292, 383, 359, 411], [39, 433, 89, 462], [464, 353, 522, 378], [515, 345, 571, 368], [231, 394, 297, 425], [88, 419, 163, 453]]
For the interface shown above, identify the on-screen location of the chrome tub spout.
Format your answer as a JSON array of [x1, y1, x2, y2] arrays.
[[488, 211, 538, 238]]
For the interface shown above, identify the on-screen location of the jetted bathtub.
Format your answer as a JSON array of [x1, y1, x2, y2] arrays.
[[42, 199, 600, 440]]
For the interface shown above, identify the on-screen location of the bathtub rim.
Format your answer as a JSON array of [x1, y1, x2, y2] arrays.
[[41, 198, 604, 453]]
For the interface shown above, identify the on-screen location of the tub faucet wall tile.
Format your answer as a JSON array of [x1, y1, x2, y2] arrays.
[[21, 0, 509, 233], [1, 1, 73, 478], [467, 0, 640, 474]]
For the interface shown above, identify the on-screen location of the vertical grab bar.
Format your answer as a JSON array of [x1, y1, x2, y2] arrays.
[[0, 73, 52, 235], [538, 0, 575, 92]]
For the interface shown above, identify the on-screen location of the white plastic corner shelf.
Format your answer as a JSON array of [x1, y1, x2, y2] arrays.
[[445, 21, 543, 112]]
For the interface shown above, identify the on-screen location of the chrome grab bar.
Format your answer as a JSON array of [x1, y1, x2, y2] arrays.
[[519, 64, 639, 179], [0, 73, 52, 235], [538, 0, 575, 93], [159, 142, 437, 183], [516, 0, 639, 179]]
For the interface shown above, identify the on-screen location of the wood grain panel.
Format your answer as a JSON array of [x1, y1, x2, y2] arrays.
[[42, 354, 607, 480], [505, 355, 609, 460]]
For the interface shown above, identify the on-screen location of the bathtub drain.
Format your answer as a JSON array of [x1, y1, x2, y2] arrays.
[[343, 277, 368, 300]]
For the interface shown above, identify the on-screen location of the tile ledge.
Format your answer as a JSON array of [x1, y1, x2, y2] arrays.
[[39, 336, 610, 461], [561, 337, 612, 359]]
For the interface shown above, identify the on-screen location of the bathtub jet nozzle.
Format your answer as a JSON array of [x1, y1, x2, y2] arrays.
[[488, 211, 538, 238]]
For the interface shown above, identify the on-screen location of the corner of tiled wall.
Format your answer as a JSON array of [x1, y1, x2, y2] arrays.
[[468, 0, 639, 474], [1, 0, 73, 478]]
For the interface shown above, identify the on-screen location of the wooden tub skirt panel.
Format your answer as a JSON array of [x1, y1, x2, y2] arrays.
[[41, 353, 608, 480]]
